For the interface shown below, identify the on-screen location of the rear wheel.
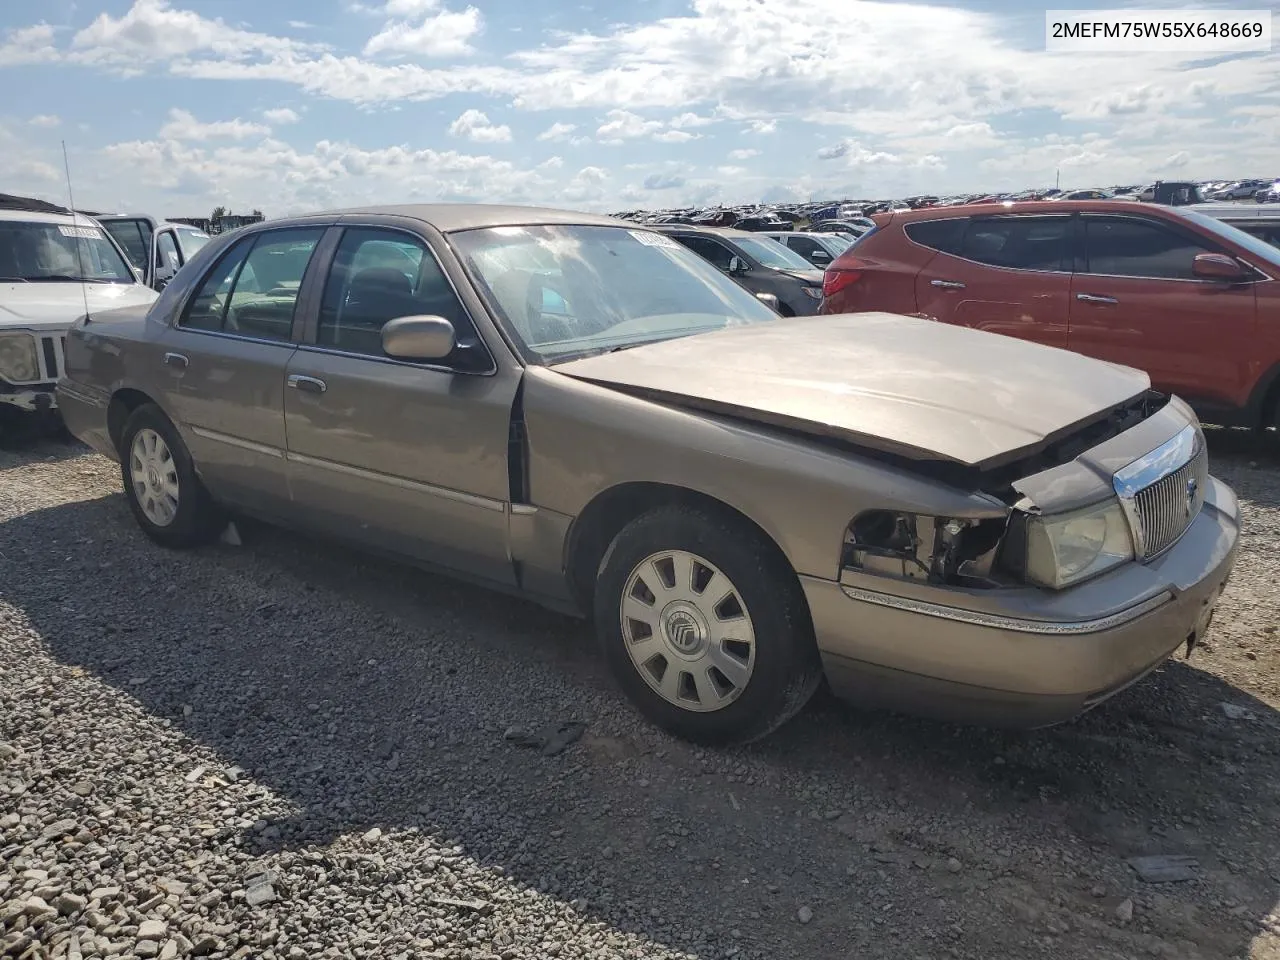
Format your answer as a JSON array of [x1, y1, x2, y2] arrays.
[[118, 404, 224, 548], [594, 505, 823, 745]]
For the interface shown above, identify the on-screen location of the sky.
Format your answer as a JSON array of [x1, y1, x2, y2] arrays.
[[0, 0, 1276, 218]]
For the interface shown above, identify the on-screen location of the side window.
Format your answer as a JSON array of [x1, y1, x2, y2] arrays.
[[904, 218, 966, 255], [180, 228, 323, 339], [786, 236, 822, 258], [1084, 217, 1212, 280], [155, 231, 180, 271], [103, 220, 147, 268], [317, 228, 473, 360], [676, 235, 734, 270], [181, 236, 255, 332], [958, 217, 1068, 271]]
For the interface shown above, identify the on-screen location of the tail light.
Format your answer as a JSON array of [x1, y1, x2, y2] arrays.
[[822, 266, 862, 297]]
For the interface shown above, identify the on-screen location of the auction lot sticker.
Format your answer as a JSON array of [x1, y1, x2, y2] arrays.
[[1046, 9, 1272, 52]]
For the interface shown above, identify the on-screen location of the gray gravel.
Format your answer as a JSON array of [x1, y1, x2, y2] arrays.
[[2, 432, 1280, 960]]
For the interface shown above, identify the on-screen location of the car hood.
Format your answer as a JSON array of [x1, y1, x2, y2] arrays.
[[552, 312, 1152, 470], [0, 283, 158, 332]]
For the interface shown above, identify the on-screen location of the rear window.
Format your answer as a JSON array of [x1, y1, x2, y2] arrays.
[[904, 218, 966, 254]]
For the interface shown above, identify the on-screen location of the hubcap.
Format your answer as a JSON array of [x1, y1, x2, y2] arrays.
[[129, 428, 180, 527], [619, 550, 756, 713]]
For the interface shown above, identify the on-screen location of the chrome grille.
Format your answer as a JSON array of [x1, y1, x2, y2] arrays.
[[1113, 425, 1208, 560]]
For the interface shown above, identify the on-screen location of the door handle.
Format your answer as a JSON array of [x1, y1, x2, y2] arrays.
[[162, 352, 188, 370], [1075, 293, 1119, 304], [930, 280, 966, 289], [287, 374, 327, 394]]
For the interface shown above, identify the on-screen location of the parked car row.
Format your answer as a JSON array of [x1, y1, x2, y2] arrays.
[[818, 199, 1280, 436], [51, 201, 1240, 747]]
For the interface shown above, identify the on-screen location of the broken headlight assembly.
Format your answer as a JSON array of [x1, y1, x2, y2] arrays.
[[841, 510, 1009, 588], [1008, 498, 1135, 589], [842, 499, 1136, 591], [0, 333, 40, 383]]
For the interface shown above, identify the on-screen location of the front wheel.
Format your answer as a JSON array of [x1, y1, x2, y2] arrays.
[[118, 403, 224, 548], [594, 505, 823, 745]]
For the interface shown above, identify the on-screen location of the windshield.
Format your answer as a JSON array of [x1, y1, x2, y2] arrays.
[[731, 236, 816, 271], [450, 224, 780, 363], [0, 220, 136, 283], [821, 234, 854, 253], [1179, 210, 1280, 269], [176, 228, 211, 259]]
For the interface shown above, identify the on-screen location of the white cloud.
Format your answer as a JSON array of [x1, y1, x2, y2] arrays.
[[159, 108, 271, 141], [596, 109, 663, 144], [745, 120, 777, 134], [653, 130, 698, 143], [669, 112, 716, 129], [728, 148, 759, 160], [29, 114, 61, 128], [68, 0, 322, 67], [642, 172, 686, 190], [448, 108, 511, 143], [262, 107, 301, 125], [0, 24, 59, 66], [363, 2, 483, 57], [536, 122, 577, 142]]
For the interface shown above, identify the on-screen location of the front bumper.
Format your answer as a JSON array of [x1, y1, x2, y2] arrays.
[[0, 383, 59, 413], [806, 476, 1240, 728]]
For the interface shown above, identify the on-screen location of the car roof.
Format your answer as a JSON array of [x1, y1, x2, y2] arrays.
[[1184, 202, 1280, 221], [289, 203, 627, 234], [879, 199, 1198, 223], [0, 209, 104, 227]]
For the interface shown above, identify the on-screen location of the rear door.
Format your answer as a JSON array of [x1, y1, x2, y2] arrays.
[[1069, 213, 1257, 408], [913, 214, 1072, 349], [158, 225, 326, 513], [282, 224, 518, 584]]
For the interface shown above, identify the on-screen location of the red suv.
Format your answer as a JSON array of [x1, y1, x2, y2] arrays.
[[820, 201, 1280, 432]]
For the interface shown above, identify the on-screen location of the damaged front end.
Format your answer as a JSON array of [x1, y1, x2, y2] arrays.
[[839, 390, 1201, 595]]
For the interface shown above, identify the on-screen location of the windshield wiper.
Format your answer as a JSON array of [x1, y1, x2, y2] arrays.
[[0, 276, 31, 283], [24, 275, 115, 283]]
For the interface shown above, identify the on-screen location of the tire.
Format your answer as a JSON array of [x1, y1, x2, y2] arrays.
[[594, 505, 823, 745], [118, 403, 224, 548]]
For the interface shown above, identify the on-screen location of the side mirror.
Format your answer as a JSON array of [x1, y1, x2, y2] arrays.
[[755, 292, 781, 311], [1192, 252, 1247, 281], [382, 315, 456, 360], [728, 256, 748, 275], [810, 251, 832, 264]]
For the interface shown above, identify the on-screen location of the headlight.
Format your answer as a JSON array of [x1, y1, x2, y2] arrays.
[[0, 333, 40, 383], [1024, 499, 1134, 589], [802, 286, 823, 300]]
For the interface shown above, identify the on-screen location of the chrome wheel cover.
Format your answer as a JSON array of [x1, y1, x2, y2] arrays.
[[619, 550, 756, 713], [129, 428, 180, 527]]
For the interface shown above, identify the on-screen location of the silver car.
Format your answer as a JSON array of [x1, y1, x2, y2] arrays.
[[57, 204, 1240, 744]]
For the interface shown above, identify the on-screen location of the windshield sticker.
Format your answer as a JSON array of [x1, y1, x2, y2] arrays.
[[629, 230, 681, 250], [58, 225, 103, 240]]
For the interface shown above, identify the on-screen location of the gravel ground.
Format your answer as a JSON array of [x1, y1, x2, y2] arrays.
[[1, 431, 1279, 960]]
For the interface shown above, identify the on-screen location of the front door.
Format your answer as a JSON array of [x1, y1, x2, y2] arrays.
[[282, 225, 519, 585], [914, 214, 1072, 349], [1068, 214, 1258, 409], [159, 226, 326, 512]]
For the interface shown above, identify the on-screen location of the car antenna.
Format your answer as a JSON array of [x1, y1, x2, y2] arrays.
[[61, 139, 93, 327]]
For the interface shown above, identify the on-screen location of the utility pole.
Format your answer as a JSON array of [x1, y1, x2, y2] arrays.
[[1056, 168, 1061, 189]]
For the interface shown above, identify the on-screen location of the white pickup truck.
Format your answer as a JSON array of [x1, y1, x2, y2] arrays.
[[1, 204, 158, 439]]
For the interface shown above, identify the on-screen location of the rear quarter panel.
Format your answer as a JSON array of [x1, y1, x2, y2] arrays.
[[60, 304, 172, 458], [818, 219, 927, 315]]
